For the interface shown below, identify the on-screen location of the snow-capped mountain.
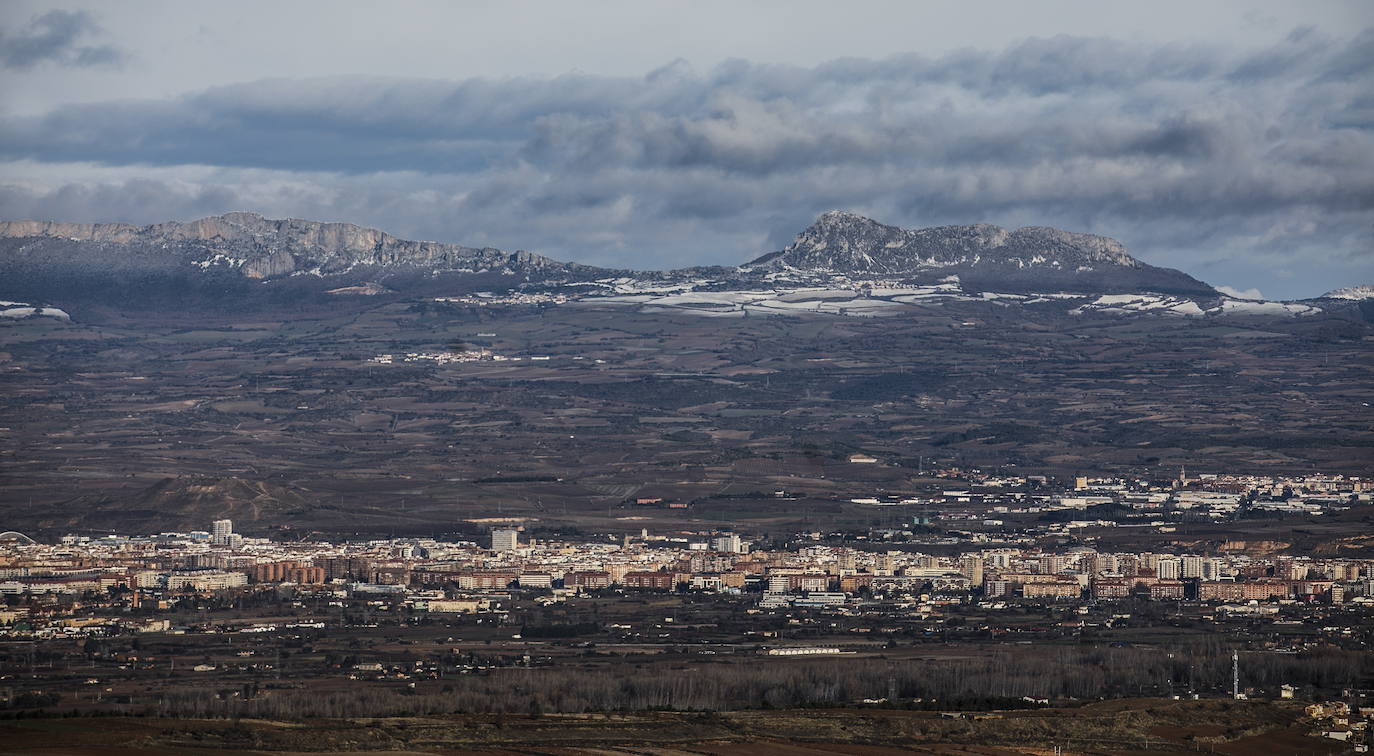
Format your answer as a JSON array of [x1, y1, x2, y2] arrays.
[[0, 210, 1208, 295], [744, 211, 1214, 295]]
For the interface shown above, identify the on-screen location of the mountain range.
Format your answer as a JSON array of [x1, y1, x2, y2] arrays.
[[0, 210, 1365, 318]]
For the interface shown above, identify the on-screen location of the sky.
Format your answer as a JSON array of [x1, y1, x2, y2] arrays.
[[0, 1, 1370, 299]]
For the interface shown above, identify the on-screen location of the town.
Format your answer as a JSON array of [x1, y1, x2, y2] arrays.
[[2, 470, 1370, 747], [5, 469, 1370, 635], [5, 469, 1368, 607]]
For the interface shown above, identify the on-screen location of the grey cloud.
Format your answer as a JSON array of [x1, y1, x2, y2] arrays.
[[6, 30, 1365, 175], [1318, 29, 1374, 82], [0, 9, 123, 70]]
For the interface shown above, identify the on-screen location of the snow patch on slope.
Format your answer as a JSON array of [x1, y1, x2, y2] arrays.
[[1323, 285, 1374, 300], [0, 300, 70, 321], [1073, 294, 1320, 318]]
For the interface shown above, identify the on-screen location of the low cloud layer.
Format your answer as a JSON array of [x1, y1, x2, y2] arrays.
[[1, 29, 1370, 297], [1216, 285, 1265, 300]]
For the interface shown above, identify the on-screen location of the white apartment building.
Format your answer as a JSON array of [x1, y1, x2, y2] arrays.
[[491, 528, 519, 552]]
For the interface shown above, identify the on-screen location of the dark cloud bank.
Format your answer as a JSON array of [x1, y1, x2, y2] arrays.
[[1, 30, 1371, 297]]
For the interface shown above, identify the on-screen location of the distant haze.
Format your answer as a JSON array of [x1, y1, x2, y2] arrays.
[[0, 1, 1370, 299]]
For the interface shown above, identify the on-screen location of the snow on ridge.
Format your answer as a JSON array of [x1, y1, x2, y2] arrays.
[[1323, 284, 1374, 300]]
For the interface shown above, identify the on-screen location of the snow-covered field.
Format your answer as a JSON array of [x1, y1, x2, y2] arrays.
[[573, 282, 1325, 321], [1071, 294, 1207, 317], [1072, 294, 1319, 318], [0, 301, 70, 321], [594, 290, 910, 317], [1212, 299, 1321, 317]]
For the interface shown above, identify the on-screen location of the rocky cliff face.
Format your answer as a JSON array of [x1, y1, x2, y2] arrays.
[[744, 211, 1212, 295], [0, 212, 591, 280]]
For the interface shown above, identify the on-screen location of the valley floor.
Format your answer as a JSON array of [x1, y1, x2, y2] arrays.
[[1, 297, 1370, 538]]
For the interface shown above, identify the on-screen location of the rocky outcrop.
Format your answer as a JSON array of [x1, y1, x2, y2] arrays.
[[242, 249, 296, 279]]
